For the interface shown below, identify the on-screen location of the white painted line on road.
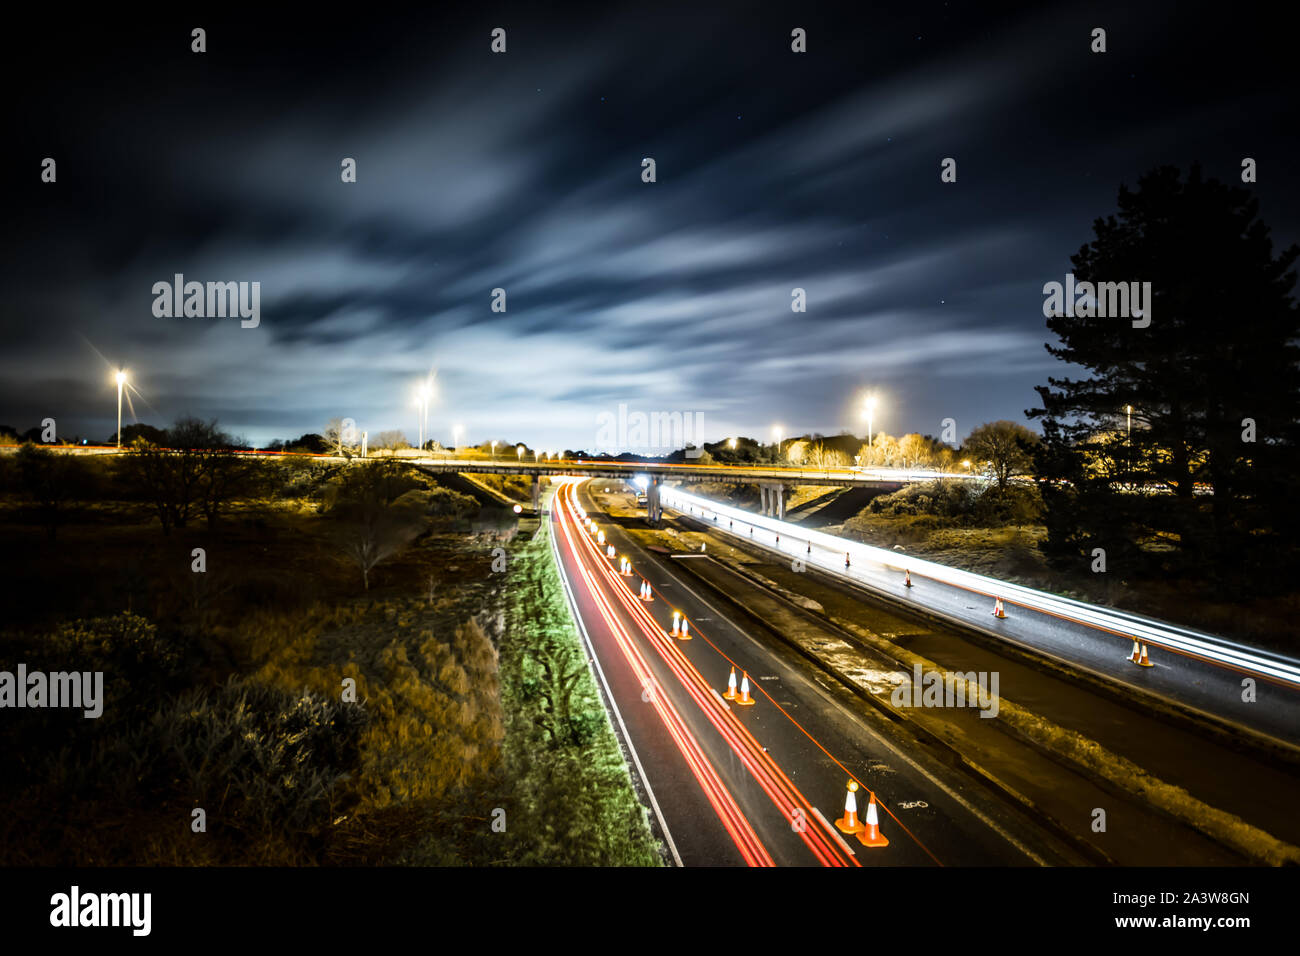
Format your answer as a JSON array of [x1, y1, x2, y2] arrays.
[[811, 807, 856, 857], [548, 496, 684, 868], [709, 688, 732, 711]]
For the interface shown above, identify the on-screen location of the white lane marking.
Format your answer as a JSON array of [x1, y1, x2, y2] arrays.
[[648, 540, 1051, 867], [811, 807, 856, 857], [549, 493, 684, 868], [709, 688, 732, 711]]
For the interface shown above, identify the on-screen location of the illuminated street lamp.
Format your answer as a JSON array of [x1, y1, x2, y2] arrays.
[[861, 393, 878, 447], [728, 437, 737, 450], [517, 444, 525, 462], [115, 369, 127, 450], [453, 424, 463, 454], [1125, 404, 1134, 480], [491, 439, 498, 460], [771, 424, 783, 461]]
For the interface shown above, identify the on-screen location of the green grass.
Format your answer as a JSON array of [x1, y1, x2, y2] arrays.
[[493, 501, 663, 866]]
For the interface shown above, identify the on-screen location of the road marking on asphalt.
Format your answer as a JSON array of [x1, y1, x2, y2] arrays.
[[811, 807, 856, 857]]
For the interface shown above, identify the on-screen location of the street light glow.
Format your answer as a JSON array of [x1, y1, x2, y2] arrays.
[[861, 392, 879, 446], [114, 369, 128, 450]]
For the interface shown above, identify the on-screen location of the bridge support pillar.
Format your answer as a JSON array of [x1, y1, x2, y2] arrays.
[[647, 478, 662, 523], [759, 482, 785, 519]]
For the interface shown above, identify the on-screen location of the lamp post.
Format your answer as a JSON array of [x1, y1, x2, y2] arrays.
[[862, 394, 878, 447], [115, 370, 127, 450], [491, 439, 497, 460], [771, 424, 783, 462], [453, 424, 463, 455], [1125, 404, 1133, 481]]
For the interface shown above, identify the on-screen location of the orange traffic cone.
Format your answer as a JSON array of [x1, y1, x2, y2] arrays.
[[723, 667, 738, 700], [856, 792, 890, 848], [835, 781, 864, 834], [904, 569, 913, 588], [735, 672, 756, 706], [1136, 643, 1154, 667], [670, 611, 681, 636], [678, 618, 692, 641], [1128, 639, 1141, 664], [992, 597, 1006, 619]]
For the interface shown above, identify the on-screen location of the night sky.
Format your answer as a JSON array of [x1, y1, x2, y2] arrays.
[[3, 2, 1295, 451]]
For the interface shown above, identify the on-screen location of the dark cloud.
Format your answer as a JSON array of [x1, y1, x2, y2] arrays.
[[1, 1, 1295, 450]]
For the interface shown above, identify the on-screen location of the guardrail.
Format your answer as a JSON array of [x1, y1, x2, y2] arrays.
[[661, 486, 1300, 690]]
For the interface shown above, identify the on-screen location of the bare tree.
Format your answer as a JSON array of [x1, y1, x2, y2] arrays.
[[897, 433, 936, 470], [333, 461, 424, 589], [373, 430, 410, 454], [964, 420, 1039, 491]]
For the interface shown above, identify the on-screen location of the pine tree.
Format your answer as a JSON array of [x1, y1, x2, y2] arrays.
[[1028, 165, 1300, 591]]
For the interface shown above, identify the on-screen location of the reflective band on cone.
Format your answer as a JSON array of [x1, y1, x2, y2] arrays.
[[856, 793, 889, 848], [835, 780, 864, 834]]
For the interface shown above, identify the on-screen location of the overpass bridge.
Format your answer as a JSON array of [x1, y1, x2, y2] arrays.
[[406, 457, 961, 519], [6, 443, 968, 521]]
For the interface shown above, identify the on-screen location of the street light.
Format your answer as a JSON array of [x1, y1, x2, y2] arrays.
[[771, 424, 783, 461], [861, 393, 878, 447], [517, 444, 525, 462], [114, 369, 127, 450], [453, 424, 463, 454], [1125, 404, 1134, 480], [491, 439, 497, 460]]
